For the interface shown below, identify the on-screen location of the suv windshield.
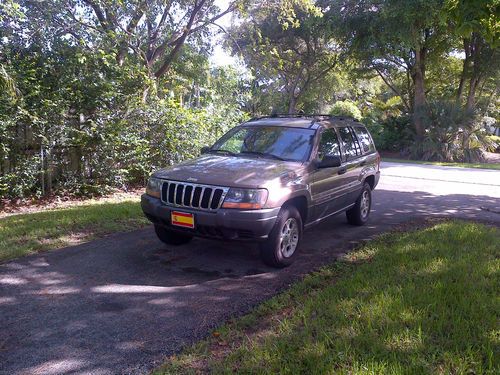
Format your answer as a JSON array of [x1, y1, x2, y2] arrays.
[[210, 126, 315, 162]]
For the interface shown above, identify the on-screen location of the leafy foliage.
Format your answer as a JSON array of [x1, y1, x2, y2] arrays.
[[0, 0, 499, 200], [229, 2, 337, 114], [410, 101, 494, 162], [329, 100, 362, 120], [0, 34, 247, 199]]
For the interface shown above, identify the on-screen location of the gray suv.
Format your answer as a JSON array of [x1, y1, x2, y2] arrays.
[[141, 115, 380, 267]]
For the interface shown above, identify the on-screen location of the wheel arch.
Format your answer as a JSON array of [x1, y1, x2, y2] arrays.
[[364, 174, 376, 190], [283, 195, 308, 226]]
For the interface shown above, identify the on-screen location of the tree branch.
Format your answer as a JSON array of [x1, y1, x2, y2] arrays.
[[375, 67, 411, 111], [81, 0, 109, 30], [154, 0, 208, 78]]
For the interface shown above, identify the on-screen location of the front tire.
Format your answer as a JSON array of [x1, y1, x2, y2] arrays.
[[260, 206, 302, 268], [346, 182, 372, 226], [154, 225, 193, 245]]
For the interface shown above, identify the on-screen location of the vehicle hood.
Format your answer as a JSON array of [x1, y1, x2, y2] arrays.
[[154, 155, 306, 188]]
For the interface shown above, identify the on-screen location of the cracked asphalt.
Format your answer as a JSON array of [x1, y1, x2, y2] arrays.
[[1, 162, 499, 374]]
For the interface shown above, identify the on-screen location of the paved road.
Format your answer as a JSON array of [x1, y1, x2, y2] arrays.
[[1, 162, 499, 374]]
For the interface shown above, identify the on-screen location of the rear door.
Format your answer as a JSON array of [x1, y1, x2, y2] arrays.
[[310, 128, 350, 221], [352, 125, 380, 184], [337, 126, 364, 204]]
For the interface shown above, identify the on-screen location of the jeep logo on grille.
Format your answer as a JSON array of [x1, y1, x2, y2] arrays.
[[187, 177, 198, 182]]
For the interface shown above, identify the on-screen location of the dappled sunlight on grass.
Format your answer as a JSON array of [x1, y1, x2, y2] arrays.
[[157, 221, 500, 374]]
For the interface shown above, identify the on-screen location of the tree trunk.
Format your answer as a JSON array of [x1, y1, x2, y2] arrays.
[[465, 77, 480, 112], [464, 33, 483, 113], [46, 147, 52, 195], [286, 67, 305, 114], [456, 38, 471, 104], [288, 95, 297, 114], [411, 47, 427, 138]]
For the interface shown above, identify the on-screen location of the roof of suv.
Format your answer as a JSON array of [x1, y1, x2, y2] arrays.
[[244, 114, 362, 129]]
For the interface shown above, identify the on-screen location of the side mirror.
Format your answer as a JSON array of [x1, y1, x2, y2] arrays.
[[200, 146, 211, 154], [318, 155, 342, 168]]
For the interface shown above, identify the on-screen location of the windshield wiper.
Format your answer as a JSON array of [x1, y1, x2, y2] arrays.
[[240, 151, 287, 161], [207, 148, 238, 156]]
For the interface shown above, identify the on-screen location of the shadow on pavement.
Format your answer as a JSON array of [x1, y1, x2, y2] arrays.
[[0, 189, 499, 374]]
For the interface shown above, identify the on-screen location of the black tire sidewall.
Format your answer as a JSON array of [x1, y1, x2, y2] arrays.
[[154, 225, 192, 245], [361, 184, 372, 222], [260, 205, 303, 267], [347, 182, 371, 225]]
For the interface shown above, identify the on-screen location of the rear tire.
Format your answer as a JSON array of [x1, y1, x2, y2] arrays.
[[260, 205, 302, 268], [154, 225, 193, 245], [346, 182, 372, 226]]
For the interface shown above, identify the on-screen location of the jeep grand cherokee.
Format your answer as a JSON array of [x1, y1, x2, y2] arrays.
[[141, 114, 380, 267]]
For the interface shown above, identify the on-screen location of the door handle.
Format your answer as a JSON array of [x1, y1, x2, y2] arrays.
[[338, 167, 347, 175]]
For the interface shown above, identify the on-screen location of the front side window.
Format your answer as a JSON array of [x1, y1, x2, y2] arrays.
[[338, 127, 360, 161], [317, 129, 341, 160], [211, 126, 315, 162], [353, 126, 375, 154]]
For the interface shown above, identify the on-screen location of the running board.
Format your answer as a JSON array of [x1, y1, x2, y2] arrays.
[[304, 203, 355, 229]]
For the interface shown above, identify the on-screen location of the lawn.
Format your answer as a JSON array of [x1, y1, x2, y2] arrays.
[[158, 221, 500, 374], [383, 158, 500, 170], [0, 199, 148, 262]]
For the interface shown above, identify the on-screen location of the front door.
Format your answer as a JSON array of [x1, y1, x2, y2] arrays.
[[310, 128, 350, 221]]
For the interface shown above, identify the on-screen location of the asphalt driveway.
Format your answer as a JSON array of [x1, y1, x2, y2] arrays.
[[1, 162, 499, 374]]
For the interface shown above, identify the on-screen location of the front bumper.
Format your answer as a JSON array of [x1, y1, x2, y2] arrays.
[[141, 194, 280, 241]]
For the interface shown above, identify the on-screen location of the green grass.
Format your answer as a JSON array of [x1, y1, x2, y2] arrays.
[[0, 200, 148, 262], [158, 221, 500, 374], [383, 158, 500, 170]]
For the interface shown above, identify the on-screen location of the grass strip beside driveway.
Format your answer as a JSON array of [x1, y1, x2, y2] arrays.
[[0, 200, 148, 262], [158, 221, 500, 374], [383, 158, 500, 170]]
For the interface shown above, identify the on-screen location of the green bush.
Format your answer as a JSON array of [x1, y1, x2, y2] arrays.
[[410, 101, 493, 162], [329, 100, 362, 120], [0, 97, 245, 200], [485, 135, 500, 153], [364, 115, 413, 152], [0, 155, 42, 199]]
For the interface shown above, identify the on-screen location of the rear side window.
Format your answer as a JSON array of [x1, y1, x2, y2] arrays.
[[353, 127, 375, 154], [317, 129, 341, 160], [338, 127, 360, 161]]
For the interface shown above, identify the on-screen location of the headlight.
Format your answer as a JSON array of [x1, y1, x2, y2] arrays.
[[146, 177, 162, 198], [222, 188, 268, 209]]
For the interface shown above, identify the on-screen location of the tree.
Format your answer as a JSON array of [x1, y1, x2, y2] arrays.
[[327, 0, 450, 137], [21, 0, 242, 82], [446, 0, 499, 111], [229, 2, 337, 114]]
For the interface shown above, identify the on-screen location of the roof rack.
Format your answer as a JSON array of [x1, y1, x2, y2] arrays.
[[246, 113, 357, 126]]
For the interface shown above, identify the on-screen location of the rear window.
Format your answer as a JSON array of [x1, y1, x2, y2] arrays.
[[337, 127, 360, 161], [353, 127, 375, 154]]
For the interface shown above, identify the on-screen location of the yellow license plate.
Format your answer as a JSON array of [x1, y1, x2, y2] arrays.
[[171, 211, 194, 229]]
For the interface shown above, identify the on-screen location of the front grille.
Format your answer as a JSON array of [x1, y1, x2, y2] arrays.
[[161, 180, 229, 211]]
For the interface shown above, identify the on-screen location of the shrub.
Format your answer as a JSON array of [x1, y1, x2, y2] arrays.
[[485, 135, 500, 153], [364, 115, 413, 152], [410, 101, 493, 162], [0, 155, 42, 199], [329, 100, 362, 120], [0, 97, 245, 200]]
